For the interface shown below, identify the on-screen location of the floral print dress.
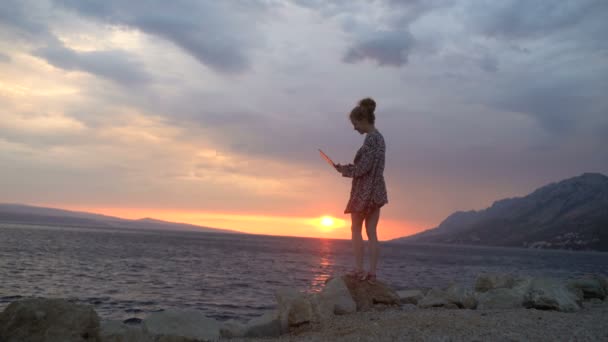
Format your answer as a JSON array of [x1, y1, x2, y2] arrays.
[[338, 129, 388, 215]]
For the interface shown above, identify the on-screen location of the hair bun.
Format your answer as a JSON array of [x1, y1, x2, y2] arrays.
[[359, 97, 376, 113]]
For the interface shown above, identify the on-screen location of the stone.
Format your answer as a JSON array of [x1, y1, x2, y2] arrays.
[[588, 298, 604, 306], [319, 277, 357, 315], [524, 278, 582, 312], [417, 289, 450, 308], [476, 288, 526, 310], [446, 284, 477, 309], [0, 298, 100, 342], [397, 290, 424, 305], [243, 311, 282, 338], [568, 275, 607, 300], [341, 274, 400, 311], [142, 309, 220, 341], [401, 304, 418, 311], [219, 320, 246, 339], [100, 320, 150, 342], [275, 288, 313, 331], [474, 273, 519, 292]]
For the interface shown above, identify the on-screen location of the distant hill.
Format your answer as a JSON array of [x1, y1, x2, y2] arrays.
[[0, 203, 242, 235], [390, 173, 608, 251]]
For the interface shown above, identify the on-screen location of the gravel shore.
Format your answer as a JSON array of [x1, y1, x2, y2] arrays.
[[231, 300, 608, 342]]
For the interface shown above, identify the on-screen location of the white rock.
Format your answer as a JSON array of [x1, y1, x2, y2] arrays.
[[446, 284, 477, 309], [524, 278, 582, 312], [311, 277, 356, 322], [476, 288, 525, 310], [568, 275, 607, 300], [475, 273, 519, 292], [219, 320, 246, 339], [275, 288, 313, 331], [100, 320, 150, 342], [417, 289, 450, 308], [397, 290, 424, 305], [0, 298, 100, 342], [322, 277, 357, 315], [142, 309, 219, 341], [243, 310, 282, 338]]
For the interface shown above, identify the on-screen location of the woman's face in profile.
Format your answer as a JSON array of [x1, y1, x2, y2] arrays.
[[351, 118, 365, 134]]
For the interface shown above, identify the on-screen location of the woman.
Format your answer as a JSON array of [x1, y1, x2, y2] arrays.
[[336, 98, 388, 283]]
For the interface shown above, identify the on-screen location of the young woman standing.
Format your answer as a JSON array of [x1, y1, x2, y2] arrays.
[[336, 98, 388, 283]]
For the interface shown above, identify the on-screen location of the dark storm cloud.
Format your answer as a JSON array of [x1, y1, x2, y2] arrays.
[[0, 0, 150, 85], [493, 77, 608, 134], [53, 0, 269, 73], [33, 41, 150, 85], [0, 0, 54, 42], [343, 29, 415, 67], [478, 54, 499, 73], [467, 0, 608, 41]]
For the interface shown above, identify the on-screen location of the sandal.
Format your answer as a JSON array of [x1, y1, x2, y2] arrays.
[[346, 269, 365, 279]]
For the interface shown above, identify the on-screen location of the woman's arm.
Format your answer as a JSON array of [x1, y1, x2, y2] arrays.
[[338, 135, 379, 178]]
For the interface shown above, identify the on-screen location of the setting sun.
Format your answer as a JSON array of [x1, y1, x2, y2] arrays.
[[320, 216, 334, 227], [312, 215, 347, 234]]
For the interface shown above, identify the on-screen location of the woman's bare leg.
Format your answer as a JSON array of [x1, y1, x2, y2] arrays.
[[351, 212, 365, 273], [365, 207, 380, 275]]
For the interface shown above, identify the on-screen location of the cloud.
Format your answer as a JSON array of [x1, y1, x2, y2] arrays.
[[493, 79, 607, 134], [0, 52, 10, 63], [53, 0, 269, 73], [343, 29, 415, 67], [2, 0, 607, 232], [33, 40, 150, 85], [0, 0, 51, 39], [478, 54, 499, 73], [466, 0, 608, 43]]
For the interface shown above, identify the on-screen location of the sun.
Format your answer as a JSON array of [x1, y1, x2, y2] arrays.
[[320, 216, 335, 227], [309, 215, 346, 234]]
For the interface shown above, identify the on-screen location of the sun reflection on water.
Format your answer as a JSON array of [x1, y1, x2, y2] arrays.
[[309, 238, 335, 292]]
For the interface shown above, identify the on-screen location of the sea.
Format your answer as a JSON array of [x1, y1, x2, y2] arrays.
[[1, 223, 607, 323]]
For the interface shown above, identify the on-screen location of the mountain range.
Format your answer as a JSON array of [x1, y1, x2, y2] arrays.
[[0, 203, 240, 235], [390, 173, 608, 251]]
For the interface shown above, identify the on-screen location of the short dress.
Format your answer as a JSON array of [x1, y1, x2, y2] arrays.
[[338, 129, 388, 215]]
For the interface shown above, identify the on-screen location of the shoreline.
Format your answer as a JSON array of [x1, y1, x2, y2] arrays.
[[233, 301, 608, 341], [1, 272, 607, 341]]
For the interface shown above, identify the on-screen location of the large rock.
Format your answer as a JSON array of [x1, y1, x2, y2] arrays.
[[0, 298, 100, 342], [476, 288, 526, 310], [244, 311, 282, 338], [417, 289, 451, 309], [219, 320, 245, 339], [142, 309, 220, 341], [524, 278, 582, 312], [475, 273, 520, 292], [275, 288, 313, 331], [446, 284, 477, 309], [341, 274, 400, 311], [416, 286, 474, 309], [100, 320, 150, 342], [397, 290, 424, 305], [316, 277, 357, 318], [220, 311, 282, 339], [568, 275, 607, 300], [476, 277, 531, 310]]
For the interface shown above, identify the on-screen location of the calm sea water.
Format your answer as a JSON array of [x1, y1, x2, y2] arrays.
[[1, 223, 607, 322]]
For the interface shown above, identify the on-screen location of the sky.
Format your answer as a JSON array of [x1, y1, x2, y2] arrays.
[[1, 0, 607, 240]]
